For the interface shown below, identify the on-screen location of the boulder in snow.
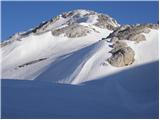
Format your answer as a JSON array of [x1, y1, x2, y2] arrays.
[[108, 46, 135, 67]]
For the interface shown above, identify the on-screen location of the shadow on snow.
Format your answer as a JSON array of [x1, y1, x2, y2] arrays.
[[1, 61, 159, 119]]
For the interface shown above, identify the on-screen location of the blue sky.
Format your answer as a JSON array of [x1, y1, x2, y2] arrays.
[[1, 1, 159, 40]]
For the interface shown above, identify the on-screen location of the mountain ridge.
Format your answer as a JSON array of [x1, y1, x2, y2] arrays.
[[1, 9, 159, 85], [1, 9, 119, 43]]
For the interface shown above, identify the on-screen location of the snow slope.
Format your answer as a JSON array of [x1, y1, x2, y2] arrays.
[[2, 27, 158, 84], [1, 9, 159, 84], [2, 25, 111, 81], [36, 29, 159, 84]]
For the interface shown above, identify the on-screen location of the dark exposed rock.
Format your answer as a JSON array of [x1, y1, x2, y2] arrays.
[[129, 34, 146, 43], [140, 23, 159, 30], [110, 37, 119, 43], [1, 33, 22, 47], [106, 23, 158, 67], [107, 47, 135, 67], [94, 14, 119, 30], [17, 58, 47, 68], [2, 9, 120, 46], [107, 24, 158, 43], [34, 9, 119, 34], [52, 24, 93, 38], [1, 40, 13, 47], [109, 41, 128, 53]]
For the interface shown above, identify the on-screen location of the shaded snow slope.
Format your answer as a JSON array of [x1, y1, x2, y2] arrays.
[[2, 61, 158, 118]]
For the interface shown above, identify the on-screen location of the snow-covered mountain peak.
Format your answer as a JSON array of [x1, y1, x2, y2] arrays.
[[1, 8, 159, 118], [32, 9, 119, 34], [1, 9, 119, 46], [61, 9, 93, 17], [1, 9, 159, 85]]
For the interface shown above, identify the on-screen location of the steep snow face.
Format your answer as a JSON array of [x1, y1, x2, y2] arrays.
[[1, 25, 112, 81]]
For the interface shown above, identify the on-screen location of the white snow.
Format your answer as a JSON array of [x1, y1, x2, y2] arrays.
[[37, 10, 101, 32], [129, 29, 159, 64], [85, 29, 159, 82], [2, 26, 111, 81], [1, 26, 159, 85]]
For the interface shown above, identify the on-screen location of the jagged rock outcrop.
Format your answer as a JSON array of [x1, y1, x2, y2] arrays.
[[108, 46, 135, 67], [51, 10, 119, 37], [1, 9, 120, 48], [140, 23, 159, 30], [29, 9, 119, 36], [109, 41, 128, 53], [1, 40, 13, 47], [107, 24, 158, 43], [1, 33, 22, 47], [106, 23, 159, 67], [129, 34, 146, 43], [94, 14, 119, 30], [52, 24, 94, 38]]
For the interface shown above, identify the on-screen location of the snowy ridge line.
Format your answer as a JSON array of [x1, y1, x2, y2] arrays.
[[1, 9, 118, 43]]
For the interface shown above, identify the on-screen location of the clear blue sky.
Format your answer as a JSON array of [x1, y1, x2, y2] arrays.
[[1, 1, 159, 40]]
